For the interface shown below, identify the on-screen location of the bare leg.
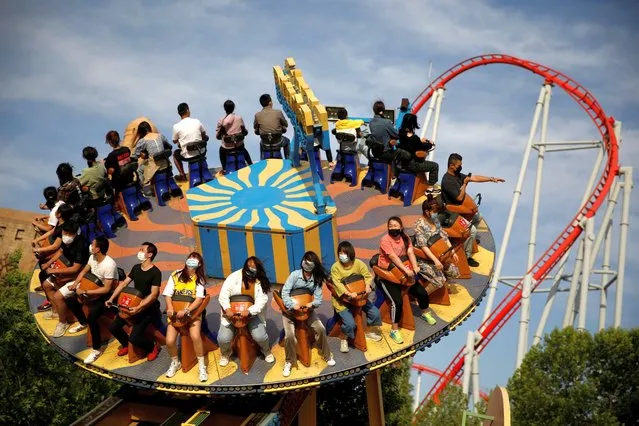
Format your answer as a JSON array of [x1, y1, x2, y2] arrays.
[[172, 151, 187, 179], [165, 325, 179, 358]]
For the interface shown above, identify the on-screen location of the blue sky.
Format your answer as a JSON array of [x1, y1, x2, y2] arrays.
[[1, 0, 637, 400]]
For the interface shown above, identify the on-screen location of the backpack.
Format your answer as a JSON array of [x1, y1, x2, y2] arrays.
[[365, 133, 386, 158]]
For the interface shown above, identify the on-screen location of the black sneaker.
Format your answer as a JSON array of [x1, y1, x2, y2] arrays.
[[467, 258, 480, 267]]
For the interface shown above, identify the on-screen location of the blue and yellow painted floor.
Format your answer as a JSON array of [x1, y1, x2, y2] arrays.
[[28, 160, 494, 394]]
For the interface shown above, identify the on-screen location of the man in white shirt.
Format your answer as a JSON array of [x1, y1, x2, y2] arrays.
[[172, 102, 209, 181]]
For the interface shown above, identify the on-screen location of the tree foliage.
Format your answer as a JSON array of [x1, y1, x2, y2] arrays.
[[414, 384, 486, 426], [508, 327, 639, 426], [317, 359, 414, 426], [0, 250, 119, 426]]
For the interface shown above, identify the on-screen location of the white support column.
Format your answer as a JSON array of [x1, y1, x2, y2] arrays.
[[471, 353, 480, 411], [419, 91, 439, 141], [516, 85, 551, 367], [428, 88, 445, 162], [413, 371, 422, 412], [577, 217, 595, 331], [564, 239, 584, 327], [615, 166, 632, 327], [598, 222, 612, 331], [462, 331, 474, 395], [482, 84, 549, 324], [533, 253, 570, 345]]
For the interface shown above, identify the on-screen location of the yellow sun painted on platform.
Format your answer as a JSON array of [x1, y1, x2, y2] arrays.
[[154, 348, 237, 385], [430, 283, 475, 323], [363, 327, 397, 362], [263, 344, 326, 383], [76, 339, 147, 369], [470, 244, 495, 277]]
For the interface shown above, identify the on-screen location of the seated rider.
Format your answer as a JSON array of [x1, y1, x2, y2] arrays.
[[377, 216, 437, 345], [216, 99, 253, 173], [413, 197, 460, 294], [254, 93, 290, 159], [396, 113, 440, 194], [330, 241, 382, 353], [57, 236, 119, 364], [172, 102, 209, 182], [133, 121, 173, 188], [368, 100, 398, 165], [107, 242, 162, 361], [104, 130, 136, 192], [32, 186, 63, 234], [334, 108, 365, 155], [440, 153, 505, 267], [164, 253, 209, 382], [79, 146, 111, 207], [281, 251, 336, 377], [55, 162, 82, 208], [217, 256, 275, 367]]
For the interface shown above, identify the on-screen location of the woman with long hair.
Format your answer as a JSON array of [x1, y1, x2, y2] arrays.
[[132, 121, 172, 186], [414, 196, 460, 294], [280, 251, 335, 377], [396, 113, 440, 194], [217, 256, 274, 367], [377, 216, 437, 345], [163, 252, 209, 382]]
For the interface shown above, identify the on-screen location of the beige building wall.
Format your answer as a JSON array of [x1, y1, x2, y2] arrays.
[[0, 208, 39, 273]]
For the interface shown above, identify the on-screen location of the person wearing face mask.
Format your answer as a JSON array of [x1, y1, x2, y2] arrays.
[[163, 252, 209, 382], [51, 236, 118, 363], [107, 242, 163, 362], [330, 241, 382, 353], [40, 220, 88, 325], [413, 197, 460, 294], [280, 251, 335, 377], [378, 216, 437, 345], [440, 153, 505, 267], [217, 256, 274, 367]]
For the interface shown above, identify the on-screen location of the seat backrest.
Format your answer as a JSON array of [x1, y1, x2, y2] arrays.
[[335, 132, 356, 143], [184, 140, 207, 156], [260, 133, 283, 145], [152, 149, 172, 162]]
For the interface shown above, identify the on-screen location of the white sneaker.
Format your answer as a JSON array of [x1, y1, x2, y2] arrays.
[[199, 364, 208, 382], [365, 331, 383, 342], [69, 323, 88, 334], [282, 362, 292, 377], [326, 355, 336, 366], [84, 349, 102, 364], [165, 359, 181, 378], [219, 356, 230, 367], [44, 310, 59, 320], [53, 322, 70, 338], [264, 354, 275, 363], [340, 339, 349, 353]]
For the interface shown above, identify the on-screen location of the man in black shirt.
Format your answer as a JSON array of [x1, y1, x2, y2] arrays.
[[107, 242, 162, 361], [441, 153, 505, 267]]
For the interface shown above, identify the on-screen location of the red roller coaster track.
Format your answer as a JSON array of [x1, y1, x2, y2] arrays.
[[411, 364, 489, 401], [410, 54, 620, 413]]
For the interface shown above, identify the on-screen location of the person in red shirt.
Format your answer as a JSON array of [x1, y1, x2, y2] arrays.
[[377, 216, 437, 344]]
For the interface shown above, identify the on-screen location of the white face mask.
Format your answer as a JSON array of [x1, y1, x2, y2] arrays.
[[301, 260, 315, 272], [338, 253, 350, 264], [137, 251, 147, 262], [186, 258, 200, 269], [62, 235, 75, 245]]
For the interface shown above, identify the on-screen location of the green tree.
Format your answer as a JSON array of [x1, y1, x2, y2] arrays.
[[414, 384, 486, 426], [0, 250, 119, 426], [317, 359, 414, 426], [508, 327, 638, 426]]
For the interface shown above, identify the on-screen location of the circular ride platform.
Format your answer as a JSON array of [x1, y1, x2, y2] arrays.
[[28, 161, 495, 395]]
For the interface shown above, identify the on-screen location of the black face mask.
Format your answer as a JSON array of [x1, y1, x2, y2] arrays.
[[455, 165, 463, 174], [245, 269, 257, 279], [388, 229, 402, 237]]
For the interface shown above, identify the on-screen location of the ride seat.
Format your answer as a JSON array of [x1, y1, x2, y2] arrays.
[[184, 141, 213, 188], [260, 133, 284, 160], [151, 149, 183, 206], [331, 132, 360, 187]]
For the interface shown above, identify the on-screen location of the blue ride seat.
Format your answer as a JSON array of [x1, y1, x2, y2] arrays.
[[96, 200, 126, 238], [226, 149, 247, 173], [120, 182, 152, 221], [361, 159, 392, 194], [330, 132, 360, 186], [388, 169, 429, 207], [184, 141, 213, 188], [300, 146, 324, 180], [260, 133, 284, 160], [151, 149, 183, 207], [81, 222, 104, 246]]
